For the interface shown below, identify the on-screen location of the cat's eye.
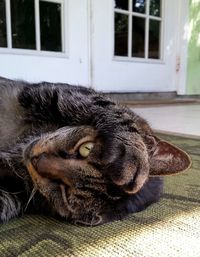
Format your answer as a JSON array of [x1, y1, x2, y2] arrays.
[[79, 142, 94, 158]]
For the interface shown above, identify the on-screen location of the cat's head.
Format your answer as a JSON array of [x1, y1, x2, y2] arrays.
[[23, 126, 191, 225]]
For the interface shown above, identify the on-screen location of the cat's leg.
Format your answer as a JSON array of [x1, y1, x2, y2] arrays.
[[0, 189, 21, 223]]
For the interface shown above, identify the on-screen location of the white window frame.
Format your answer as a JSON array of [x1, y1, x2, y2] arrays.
[[0, 0, 67, 58], [113, 0, 165, 63]]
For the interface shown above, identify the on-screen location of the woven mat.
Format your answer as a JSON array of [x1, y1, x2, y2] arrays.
[[0, 134, 200, 257]]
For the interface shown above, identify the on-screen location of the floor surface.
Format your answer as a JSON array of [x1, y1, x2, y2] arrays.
[[132, 104, 200, 138]]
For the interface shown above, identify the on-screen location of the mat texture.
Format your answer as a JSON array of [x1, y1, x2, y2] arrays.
[[0, 134, 200, 257]]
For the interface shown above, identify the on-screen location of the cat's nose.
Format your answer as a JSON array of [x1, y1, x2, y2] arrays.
[[31, 153, 48, 171], [31, 152, 74, 188]]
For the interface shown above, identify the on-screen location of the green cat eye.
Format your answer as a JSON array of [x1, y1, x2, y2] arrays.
[[79, 142, 94, 158]]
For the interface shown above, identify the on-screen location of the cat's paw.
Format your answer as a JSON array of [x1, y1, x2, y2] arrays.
[[99, 131, 150, 194]]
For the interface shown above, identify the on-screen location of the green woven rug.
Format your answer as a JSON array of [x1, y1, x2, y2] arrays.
[[0, 134, 200, 257]]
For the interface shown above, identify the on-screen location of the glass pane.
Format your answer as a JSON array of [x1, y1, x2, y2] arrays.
[[40, 1, 62, 52], [149, 20, 160, 59], [150, 0, 161, 17], [114, 13, 128, 56], [11, 0, 36, 49], [0, 0, 7, 47], [133, 0, 146, 14], [114, 0, 128, 10], [132, 16, 145, 58]]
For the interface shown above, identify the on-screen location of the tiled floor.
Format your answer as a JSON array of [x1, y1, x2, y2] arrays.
[[131, 104, 200, 138]]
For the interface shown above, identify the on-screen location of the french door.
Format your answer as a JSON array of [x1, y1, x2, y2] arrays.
[[0, 0, 90, 86], [0, 0, 187, 92], [91, 0, 183, 92]]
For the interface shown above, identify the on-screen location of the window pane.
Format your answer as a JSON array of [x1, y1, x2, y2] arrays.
[[40, 1, 62, 52], [11, 0, 36, 49], [0, 0, 7, 47], [132, 17, 145, 58], [149, 20, 160, 59], [114, 13, 128, 56], [114, 0, 128, 11], [133, 0, 146, 14], [150, 0, 161, 17]]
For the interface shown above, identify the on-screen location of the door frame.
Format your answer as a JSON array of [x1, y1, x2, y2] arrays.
[[174, 0, 190, 95]]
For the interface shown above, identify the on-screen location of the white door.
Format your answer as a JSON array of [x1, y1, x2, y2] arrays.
[[0, 0, 90, 86], [91, 0, 183, 92]]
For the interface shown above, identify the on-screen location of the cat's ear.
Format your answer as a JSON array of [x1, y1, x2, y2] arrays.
[[146, 136, 192, 176]]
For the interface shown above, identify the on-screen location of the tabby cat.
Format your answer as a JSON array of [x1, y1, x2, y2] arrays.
[[0, 78, 191, 225]]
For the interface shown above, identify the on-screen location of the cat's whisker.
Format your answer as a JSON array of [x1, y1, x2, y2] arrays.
[[60, 184, 75, 213], [60, 184, 68, 205], [24, 186, 37, 211], [0, 187, 24, 195]]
